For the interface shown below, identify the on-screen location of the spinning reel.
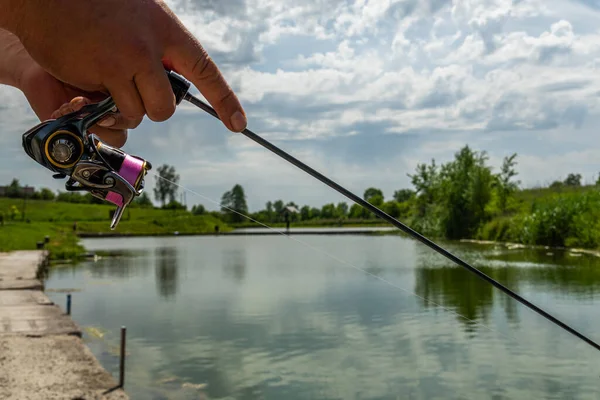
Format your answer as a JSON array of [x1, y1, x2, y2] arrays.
[[21, 70, 192, 230]]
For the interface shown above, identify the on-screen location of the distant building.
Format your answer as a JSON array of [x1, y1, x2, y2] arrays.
[[0, 186, 35, 197]]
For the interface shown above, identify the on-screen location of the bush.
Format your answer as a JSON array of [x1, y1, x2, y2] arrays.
[[520, 190, 600, 248]]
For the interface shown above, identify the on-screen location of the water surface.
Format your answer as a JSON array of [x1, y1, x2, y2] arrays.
[[45, 234, 600, 399]]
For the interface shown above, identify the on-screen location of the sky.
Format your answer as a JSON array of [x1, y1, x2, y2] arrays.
[[2, 0, 600, 212]]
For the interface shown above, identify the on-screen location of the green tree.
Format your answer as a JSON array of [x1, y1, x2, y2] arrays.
[[364, 188, 383, 202], [6, 179, 20, 198], [564, 173, 582, 186], [393, 189, 414, 203], [221, 184, 248, 223], [310, 207, 321, 219], [133, 192, 153, 207], [382, 201, 401, 218], [336, 202, 349, 218], [273, 200, 284, 214], [153, 164, 179, 207], [320, 203, 336, 219], [39, 188, 56, 201], [300, 205, 311, 221], [349, 204, 363, 219], [408, 159, 439, 218], [437, 146, 493, 239], [265, 201, 274, 221], [495, 153, 520, 213], [191, 204, 206, 215]]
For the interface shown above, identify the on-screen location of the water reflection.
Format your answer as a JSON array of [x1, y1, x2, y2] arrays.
[[413, 242, 600, 332], [155, 246, 179, 300], [222, 248, 246, 283], [44, 236, 600, 400]]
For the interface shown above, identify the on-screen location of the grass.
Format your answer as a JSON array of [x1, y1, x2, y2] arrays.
[[0, 222, 85, 261], [0, 198, 232, 259], [476, 184, 600, 249]]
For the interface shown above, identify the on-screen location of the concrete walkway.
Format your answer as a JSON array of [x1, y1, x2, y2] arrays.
[[0, 250, 128, 400]]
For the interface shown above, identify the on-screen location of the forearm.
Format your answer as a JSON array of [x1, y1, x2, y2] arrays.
[[0, 28, 32, 88]]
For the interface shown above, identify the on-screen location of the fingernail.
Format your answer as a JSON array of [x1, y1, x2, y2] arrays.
[[98, 116, 116, 127], [230, 111, 247, 132]]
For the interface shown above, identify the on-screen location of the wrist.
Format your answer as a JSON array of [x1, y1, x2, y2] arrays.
[[0, 28, 34, 89]]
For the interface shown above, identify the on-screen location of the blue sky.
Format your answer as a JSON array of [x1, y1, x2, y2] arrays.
[[2, 0, 600, 212]]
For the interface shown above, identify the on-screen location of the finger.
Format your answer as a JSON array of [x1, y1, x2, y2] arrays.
[[87, 126, 128, 148], [165, 34, 247, 132], [62, 96, 137, 131], [104, 80, 145, 129], [133, 62, 176, 122], [96, 111, 140, 130], [50, 96, 91, 119]]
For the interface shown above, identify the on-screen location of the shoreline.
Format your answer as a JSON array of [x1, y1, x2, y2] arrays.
[[459, 238, 600, 258], [0, 250, 128, 399], [74, 228, 600, 259]]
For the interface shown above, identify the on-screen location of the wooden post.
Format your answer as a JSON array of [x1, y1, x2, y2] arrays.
[[119, 326, 126, 388]]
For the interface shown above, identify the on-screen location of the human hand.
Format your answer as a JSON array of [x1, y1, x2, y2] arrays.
[[18, 59, 128, 148], [5, 0, 247, 132]]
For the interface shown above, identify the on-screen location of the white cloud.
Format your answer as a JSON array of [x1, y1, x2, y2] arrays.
[[3, 0, 600, 212]]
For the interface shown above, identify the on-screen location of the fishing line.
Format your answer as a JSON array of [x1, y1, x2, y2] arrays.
[[150, 172, 522, 346]]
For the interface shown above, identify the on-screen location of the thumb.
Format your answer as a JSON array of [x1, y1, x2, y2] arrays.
[[164, 36, 247, 133]]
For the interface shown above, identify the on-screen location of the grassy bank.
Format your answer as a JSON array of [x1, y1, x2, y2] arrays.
[[475, 184, 600, 249], [0, 222, 84, 261], [0, 198, 231, 259]]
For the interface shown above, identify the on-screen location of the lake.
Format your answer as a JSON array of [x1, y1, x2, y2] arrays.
[[45, 233, 600, 399]]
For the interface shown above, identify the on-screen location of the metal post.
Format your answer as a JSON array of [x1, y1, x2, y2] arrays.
[[66, 294, 71, 315], [119, 326, 126, 388]]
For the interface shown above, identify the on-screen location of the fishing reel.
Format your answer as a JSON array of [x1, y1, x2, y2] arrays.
[[21, 70, 192, 230]]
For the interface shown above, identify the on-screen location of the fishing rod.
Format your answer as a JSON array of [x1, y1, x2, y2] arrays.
[[21, 69, 600, 353]]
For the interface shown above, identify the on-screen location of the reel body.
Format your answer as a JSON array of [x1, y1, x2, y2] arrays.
[[21, 70, 191, 229], [22, 97, 152, 229]]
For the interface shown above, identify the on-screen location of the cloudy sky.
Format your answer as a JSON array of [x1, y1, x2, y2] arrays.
[[2, 0, 600, 212]]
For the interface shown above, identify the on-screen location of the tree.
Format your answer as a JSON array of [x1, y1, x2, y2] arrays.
[[320, 203, 336, 219], [437, 146, 494, 239], [153, 164, 179, 207], [336, 202, 349, 218], [300, 205, 311, 221], [273, 200, 284, 214], [393, 189, 414, 203], [349, 204, 363, 218], [364, 188, 383, 202], [191, 204, 206, 215], [6, 179, 20, 198], [39, 188, 55, 201], [408, 159, 439, 218], [265, 201, 274, 221], [564, 173, 581, 186], [495, 153, 520, 213], [382, 201, 401, 218], [220, 184, 248, 223], [310, 207, 321, 219], [133, 192, 153, 207]]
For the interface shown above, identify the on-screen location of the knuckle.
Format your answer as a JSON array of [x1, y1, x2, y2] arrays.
[[128, 39, 153, 61], [191, 49, 216, 82]]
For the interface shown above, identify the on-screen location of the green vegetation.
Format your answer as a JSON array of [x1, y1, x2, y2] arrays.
[[0, 169, 230, 259], [222, 145, 600, 250], [3, 148, 600, 259]]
